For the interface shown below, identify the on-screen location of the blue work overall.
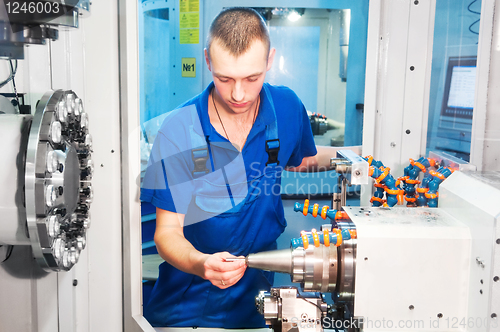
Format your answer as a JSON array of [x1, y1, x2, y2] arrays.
[[144, 84, 285, 328]]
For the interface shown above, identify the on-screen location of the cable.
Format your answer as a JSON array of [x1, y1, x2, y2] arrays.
[[0, 60, 20, 113], [469, 19, 480, 35], [9, 60, 20, 111], [467, 0, 480, 36], [297, 291, 326, 313], [467, 0, 481, 15], [0, 59, 17, 88], [0, 245, 14, 263]]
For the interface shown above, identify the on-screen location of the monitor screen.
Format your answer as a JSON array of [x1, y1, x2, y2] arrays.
[[440, 56, 477, 120]]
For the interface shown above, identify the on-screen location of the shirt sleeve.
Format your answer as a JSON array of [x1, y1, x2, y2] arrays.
[[140, 131, 195, 214], [286, 100, 317, 168]]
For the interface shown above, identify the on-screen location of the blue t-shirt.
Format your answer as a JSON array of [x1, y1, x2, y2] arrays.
[[141, 82, 316, 328]]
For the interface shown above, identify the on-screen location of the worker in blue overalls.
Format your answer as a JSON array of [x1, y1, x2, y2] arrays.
[[141, 7, 341, 328]]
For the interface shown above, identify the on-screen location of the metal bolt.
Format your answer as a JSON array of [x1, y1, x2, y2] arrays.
[[492, 313, 498, 319], [496, 238, 500, 244], [390, 142, 396, 148], [480, 290, 483, 294], [409, 305, 414, 310], [354, 170, 361, 177], [73, 279, 78, 286], [410, 66, 415, 71], [437, 313, 443, 318], [494, 276, 499, 282], [414, 0, 419, 4], [406, 129, 411, 134]]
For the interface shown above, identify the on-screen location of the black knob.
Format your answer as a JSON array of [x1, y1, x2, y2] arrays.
[[56, 208, 67, 217]]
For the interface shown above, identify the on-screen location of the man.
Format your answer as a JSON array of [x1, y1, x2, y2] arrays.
[[141, 7, 340, 328]]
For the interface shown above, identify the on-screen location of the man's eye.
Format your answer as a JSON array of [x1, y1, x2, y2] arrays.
[[247, 77, 258, 82], [219, 78, 229, 83]]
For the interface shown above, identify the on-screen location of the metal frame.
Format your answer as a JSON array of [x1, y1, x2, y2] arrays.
[[119, 0, 154, 330], [363, 0, 497, 172], [470, 0, 497, 171], [119, 0, 500, 330], [74, 0, 124, 329], [362, 0, 436, 176]]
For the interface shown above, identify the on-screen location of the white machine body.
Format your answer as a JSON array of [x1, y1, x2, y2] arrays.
[[349, 171, 500, 331]]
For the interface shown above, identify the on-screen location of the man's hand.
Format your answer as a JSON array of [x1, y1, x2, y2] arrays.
[[202, 252, 247, 289], [154, 208, 247, 289], [287, 145, 362, 172]]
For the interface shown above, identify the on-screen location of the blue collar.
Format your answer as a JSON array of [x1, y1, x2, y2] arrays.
[[194, 82, 277, 142]]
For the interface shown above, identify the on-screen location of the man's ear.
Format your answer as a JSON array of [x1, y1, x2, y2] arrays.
[[266, 48, 276, 71], [204, 48, 211, 71]]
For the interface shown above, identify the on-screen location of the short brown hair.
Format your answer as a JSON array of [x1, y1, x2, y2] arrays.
[[206, 7, 270, 60]]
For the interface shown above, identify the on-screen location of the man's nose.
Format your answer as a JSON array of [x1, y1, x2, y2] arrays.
[[232, 81, 244, 102]]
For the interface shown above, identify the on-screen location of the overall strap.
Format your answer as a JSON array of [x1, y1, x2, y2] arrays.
[[187, 104, 214, 177], [263, 84, 280, 166]]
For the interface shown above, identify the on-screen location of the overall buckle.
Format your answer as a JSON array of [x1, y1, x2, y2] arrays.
[[265, 139, 280, 166], [191, 147, 209, 177]]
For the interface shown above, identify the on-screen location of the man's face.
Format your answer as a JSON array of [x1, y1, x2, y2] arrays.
[[205, 39, 275, 115]]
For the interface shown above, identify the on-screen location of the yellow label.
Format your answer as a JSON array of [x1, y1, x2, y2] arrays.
[[180, 29, 199, 44], [179, 0, 199, 44], [179, 0, 188, 13], [180, 0, 199, 13], [188, 0, 199, 12], [181, 58, 196, 77], [179, 12, 199, 29]]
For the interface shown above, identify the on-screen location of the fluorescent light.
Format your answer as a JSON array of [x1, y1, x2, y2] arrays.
[[288, 11, 301, 22]]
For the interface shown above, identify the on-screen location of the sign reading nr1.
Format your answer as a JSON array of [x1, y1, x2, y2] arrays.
[[181, 58, 196, 77]]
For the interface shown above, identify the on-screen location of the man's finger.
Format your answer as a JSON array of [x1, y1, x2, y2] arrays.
[[219, 264, 246, 281], [225, 270, 245, 286]]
